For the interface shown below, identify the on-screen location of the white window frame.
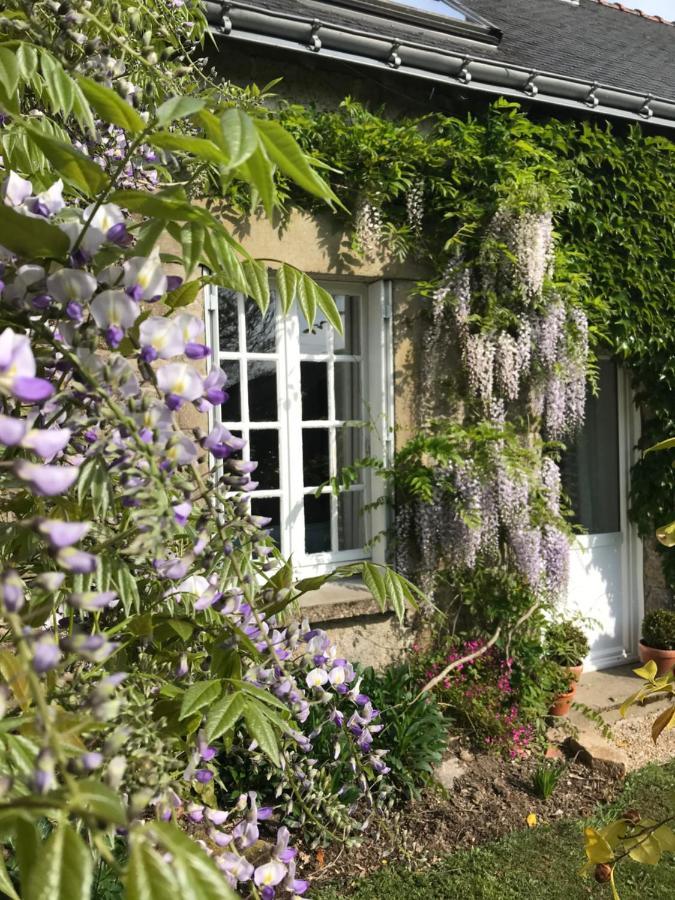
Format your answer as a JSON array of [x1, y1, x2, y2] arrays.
[[204, 279, 394, 576]]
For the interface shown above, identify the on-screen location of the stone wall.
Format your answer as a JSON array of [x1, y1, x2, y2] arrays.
[[643, 536, 673, 613]]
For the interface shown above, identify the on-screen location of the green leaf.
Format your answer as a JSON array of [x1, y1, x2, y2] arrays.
[[633, 660, 658, 682], [218, 108, 259, 169], [166, 618, 194, 641], [15, 818, 39, 897], [179, 222, 206, 279], [296, 272, 317, 329], [25, 824, 93, 900], [77, 76, 146, 134], [133, 217, 166, 258], [109, 190, 198, 221], [145, 822, 239, 900], [0, 203, 69, 260], [238, 144, 276, 216], [255, 118, 337, 203], [165, 278, 202, 311], [156, 96, 206, 127], [276, 264, 299, 314], [0, 845, 20, 899], [646, 437, 675, 454], [229, 680, 292, 714], [127, 837, 182, 900], [205, 692, 245, 742], [362, 562, 387, 607], [68, 778, 127, 826], [23, 126, 107, 195], [0, 47, 20, 115], [242, 259, 270, 313], [626, 833, 661, 865], [243, 698, 280, 765], [178, 680, 222, 721], [149, 132, 226, 166]]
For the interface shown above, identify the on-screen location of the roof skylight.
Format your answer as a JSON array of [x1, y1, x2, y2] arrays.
[[381, 0, 478, 22]]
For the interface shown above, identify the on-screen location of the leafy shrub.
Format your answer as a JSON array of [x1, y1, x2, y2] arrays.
[[642, 609, 675, 651], [544, 620, 590, 667], [356, 664, 449, 798]]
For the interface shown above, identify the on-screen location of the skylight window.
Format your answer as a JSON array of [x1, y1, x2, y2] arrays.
[[382, 0, 477, 22]]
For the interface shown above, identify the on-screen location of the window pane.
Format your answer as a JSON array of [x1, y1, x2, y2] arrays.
[[244, 295, 276, 354], [560, 361, 620, 534], [218, 289, 239, 352], [301, 362, 328, 420], [336, 426, 363, 472], [334, 295, 361, 356], [298, 308, 330, 354], [338, 491, 365, 551], [221, 360, 241, 422], [251, 497, 281, 547], [302, 428, 329, 486], [335, 362, 362, 420], [304, 494, 331, 553], [249, 430, 279, 490], [248, 361, 277, 422]]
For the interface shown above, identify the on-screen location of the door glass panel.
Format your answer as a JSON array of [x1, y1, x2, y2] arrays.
[[335, 362, 362, 420], [302, 428, 330, 486], [244, 296, 276, 354], [336, 426, 363, 471], [304, 494, 331, 553], [338, 491, 365, 551], [248, 361, 277, 422], [301, 362, 328, 420], [220, 360, 241, 422], [248, 430, 279, 490], [218, 289, 240, 352], [334, 295, 361, 355], [251, 497, 281, 546], [561, 361, 620, 534]]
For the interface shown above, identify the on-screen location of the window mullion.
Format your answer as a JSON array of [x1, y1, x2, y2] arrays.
[[284, 306, 305, 563]]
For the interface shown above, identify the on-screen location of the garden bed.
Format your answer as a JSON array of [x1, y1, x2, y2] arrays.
[[311, 760, 675, 900], [303, 749, 620, 889]]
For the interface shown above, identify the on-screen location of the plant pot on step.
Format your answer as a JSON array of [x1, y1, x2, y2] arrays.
[[549, 685, 577, 717], [638, 641, 675, 678]]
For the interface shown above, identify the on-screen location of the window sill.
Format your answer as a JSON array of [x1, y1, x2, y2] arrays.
[[299, 579, 386, 624]]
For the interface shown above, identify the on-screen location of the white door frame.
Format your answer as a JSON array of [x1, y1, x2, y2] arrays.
[[573, 367, 642, 671]]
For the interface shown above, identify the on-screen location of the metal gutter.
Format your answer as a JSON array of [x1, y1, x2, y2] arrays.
[[204, 1, 675, 129]]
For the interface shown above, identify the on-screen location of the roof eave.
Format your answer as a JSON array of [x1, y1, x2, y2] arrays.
[[206, 1, 675, 130]]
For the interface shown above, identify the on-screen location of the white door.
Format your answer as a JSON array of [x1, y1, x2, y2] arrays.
[[561, 362, 642, 671]]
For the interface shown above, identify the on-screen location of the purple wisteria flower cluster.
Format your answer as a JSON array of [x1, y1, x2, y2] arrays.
[[0, 166, 393, 896]]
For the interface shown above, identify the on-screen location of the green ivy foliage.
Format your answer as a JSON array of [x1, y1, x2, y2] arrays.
[[279, 98, 675, 586]]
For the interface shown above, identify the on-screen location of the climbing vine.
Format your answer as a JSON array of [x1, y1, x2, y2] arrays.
[[277, 98, 675, 596]]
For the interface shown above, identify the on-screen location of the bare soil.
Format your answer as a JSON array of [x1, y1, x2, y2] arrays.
[[302, 750, 620, 889]]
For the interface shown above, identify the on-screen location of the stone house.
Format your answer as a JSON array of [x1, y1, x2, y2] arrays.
[[195, 0, 675, 668]]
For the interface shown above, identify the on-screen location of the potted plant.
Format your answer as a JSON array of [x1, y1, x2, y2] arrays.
[[639, 609, 675, 677], [544, 619, 590, 717]]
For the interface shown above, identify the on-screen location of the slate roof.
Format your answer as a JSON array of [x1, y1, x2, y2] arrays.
[[209, 0, 674, 100], [466, 0, 674, 98]]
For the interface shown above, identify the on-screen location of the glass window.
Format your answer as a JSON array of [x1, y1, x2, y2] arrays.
[[380, 0, 474, 21], [211, 284, 376, 568], [560, 361, 620, 534]]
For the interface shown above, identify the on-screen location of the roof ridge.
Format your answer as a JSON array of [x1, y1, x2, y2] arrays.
[[589, 0, 674, 26]]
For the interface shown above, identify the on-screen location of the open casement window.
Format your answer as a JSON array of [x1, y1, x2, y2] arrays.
[[204, 280, 393, 575]]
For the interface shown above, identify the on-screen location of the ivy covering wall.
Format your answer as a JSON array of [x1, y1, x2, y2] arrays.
[[273, 98, 675, 597]]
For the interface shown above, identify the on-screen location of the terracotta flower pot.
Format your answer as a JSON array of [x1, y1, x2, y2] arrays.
[[549, 686, 576, 717], [566, 664, 584, 690], [638, 641, 675, 677]]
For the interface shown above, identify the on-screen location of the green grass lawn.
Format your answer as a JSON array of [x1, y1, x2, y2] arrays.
[[314, 761, 675, 900]]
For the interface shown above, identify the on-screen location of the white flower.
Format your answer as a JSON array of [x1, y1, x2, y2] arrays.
[[84, 202, 124, 236], [90, 290, 140, 330], [47, 269, 97, 303], [156, 363, 203, 401], [139, 317, 186, 359], [328, 666, 346, 686], [2, 172, 32, 208], [306, 668, 328, 688], [123, 251, 167, 301], [34, 179, 65, 216], [174, 313, 205, 343]]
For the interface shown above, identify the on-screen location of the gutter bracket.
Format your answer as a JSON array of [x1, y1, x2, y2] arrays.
[[585, 82, 600, 108], [388, 42, 402, 69], [640, 95, 654, 119], [309, 20, 322, 52], [457, 58, 472, 84], [220, 2, 232, 35], [523, 72, 539, 97]]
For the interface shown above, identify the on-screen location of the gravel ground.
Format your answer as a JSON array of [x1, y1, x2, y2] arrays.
[[611, 708, 675, 771]]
